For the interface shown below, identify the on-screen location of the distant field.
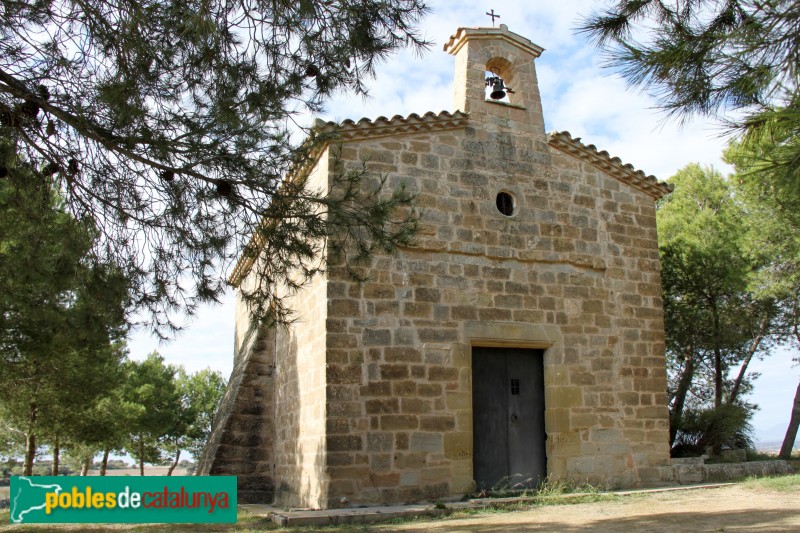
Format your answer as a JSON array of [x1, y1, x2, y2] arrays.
[[0, 486, 8, 498], [86, 466, 189, 476]]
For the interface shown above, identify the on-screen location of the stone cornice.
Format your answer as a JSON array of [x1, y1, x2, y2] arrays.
[[547, 131, 673, 200], [313, 110, 469, 142], [443, 24, 544, 58]]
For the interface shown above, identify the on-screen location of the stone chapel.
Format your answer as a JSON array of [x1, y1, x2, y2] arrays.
[[198, 24, 673, 509]]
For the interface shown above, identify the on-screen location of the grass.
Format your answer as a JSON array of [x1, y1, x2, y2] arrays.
[[743, 473, 800, 492], [470, 478, 618, 506]]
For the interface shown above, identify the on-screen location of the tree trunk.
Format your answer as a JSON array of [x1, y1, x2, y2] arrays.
[[711, 305, 723, 409], [728, 325, 765, 404], [779, 380, 800, 459], [670, 350, 695, 447], [167, 448, 181, 476], [24, 403, 37, 476], [24, 433, 36, 476], [100, 448, 110, 476], [711, 302, 723, 456], [139, 436, 145, 476], [51, 436, 60, 476], [80, 455, 91, 476]]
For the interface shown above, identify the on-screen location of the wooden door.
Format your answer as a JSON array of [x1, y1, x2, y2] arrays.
[[472, 347, 546, 491]]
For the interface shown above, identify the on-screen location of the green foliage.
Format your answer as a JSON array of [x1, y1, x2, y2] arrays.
[[726, 140, 800, 339], [657, 164, 777, 421], [161, 366, 226, 472], [0, 0, 429, 333], [580, 1, 800, 193], [726, 136, 800, 458], [121, 353, 182, 471], [0, 413, 24, 462], [671, 404, 754, 456], [0, 158, 130, 474], [180, 368, 227, 460], [103, 459, 130, 470]]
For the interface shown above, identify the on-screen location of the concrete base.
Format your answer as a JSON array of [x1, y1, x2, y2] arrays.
[[647, 459, 795, 485]]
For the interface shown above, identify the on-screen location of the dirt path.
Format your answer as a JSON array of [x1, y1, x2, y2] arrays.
[[374, 485, 800, 533]]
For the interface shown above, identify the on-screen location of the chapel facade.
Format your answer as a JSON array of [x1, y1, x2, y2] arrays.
[[198, 24, 672, 509]]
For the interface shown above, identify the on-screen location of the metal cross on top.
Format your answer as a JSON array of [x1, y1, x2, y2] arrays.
[[485, 9, 500, 26]]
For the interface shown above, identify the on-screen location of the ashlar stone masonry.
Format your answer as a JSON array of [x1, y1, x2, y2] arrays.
[[198, 24, 673, 509]]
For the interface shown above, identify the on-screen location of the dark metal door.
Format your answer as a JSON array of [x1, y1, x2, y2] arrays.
[[472, 347, 546, 491]]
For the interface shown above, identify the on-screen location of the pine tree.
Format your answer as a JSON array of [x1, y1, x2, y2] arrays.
[[0, 160, 129, 475], [580, 1, 800, 192], [0, 1, 429, 331]]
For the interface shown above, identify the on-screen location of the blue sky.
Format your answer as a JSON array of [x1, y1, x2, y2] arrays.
[[128, 2, 799, 445]]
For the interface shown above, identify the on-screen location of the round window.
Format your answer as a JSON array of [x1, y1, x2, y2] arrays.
[[496, 192, 514, 216]]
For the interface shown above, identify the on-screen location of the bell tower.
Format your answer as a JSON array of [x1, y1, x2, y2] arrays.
[[444, 24, 546, 138]]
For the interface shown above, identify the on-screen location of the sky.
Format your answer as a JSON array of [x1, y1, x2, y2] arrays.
[[128, 1, 799, 445]]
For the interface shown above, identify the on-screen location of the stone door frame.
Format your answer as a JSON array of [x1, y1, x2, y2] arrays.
[[461, 321, 562, 488]]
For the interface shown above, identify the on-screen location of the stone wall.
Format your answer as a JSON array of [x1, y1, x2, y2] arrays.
[[317, 115, 670, 506], [270, 152, 332, 509]]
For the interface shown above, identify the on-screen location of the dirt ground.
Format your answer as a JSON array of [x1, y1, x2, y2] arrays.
[[377, 484, 800, 533], [2, 480, 798, 531]]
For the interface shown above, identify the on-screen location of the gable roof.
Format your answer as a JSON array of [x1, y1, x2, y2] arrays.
[[229, 117, 671, 287], [547, 131, 672, 199]]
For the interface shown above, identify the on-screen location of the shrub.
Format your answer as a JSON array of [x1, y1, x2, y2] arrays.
[[671, 404, 754, 457]]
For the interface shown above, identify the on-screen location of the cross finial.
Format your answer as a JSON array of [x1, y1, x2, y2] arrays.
[[485, 9, 500, 26]]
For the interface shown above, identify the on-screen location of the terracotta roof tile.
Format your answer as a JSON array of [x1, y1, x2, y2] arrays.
[[313, 110, 469, 141], [547, 131, 672, 199]]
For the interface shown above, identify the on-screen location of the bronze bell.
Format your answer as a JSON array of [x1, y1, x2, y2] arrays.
[[486, 76, 512, 100]]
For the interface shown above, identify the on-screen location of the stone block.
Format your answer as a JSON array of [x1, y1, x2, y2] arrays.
[[428, 365, 459, 381], [415, 288, 441, 302], [384, 347, 422, 363], [380, 364, 409, 380], [394, 452, 427, 470], [401, 397, 428, 414], [381, 415, 419, 430], [399, 470, 420, 486], [444, 432, 471, 460], [550, 386, 583, 408], [446, 391, 470, 410], [364, 329, 391, 345], [327, 435, 362, 452], [421, 415, 456, 432], [675, 464, 705, 484], [328, 299, 361, 317], [392, 380, 417, 396], [360, 381, 391, 396], [366, 398, 399, 414], [371, 472, 401, 487], [417, 383, 443, 397], [411, 432, 444, 453], [327, 365, 362, 384], [418, 328, 459, 342], [366, 432, 394, 452]]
